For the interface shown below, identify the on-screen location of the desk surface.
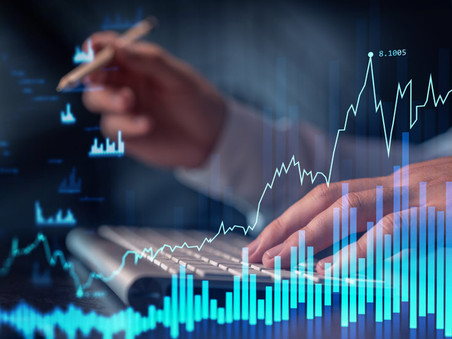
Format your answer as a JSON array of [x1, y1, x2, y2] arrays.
[[0, 231, 442, 339]]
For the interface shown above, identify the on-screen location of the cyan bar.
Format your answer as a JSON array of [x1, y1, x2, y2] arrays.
[[367, 221, 374, 303], [202, 280, 209, 319], [427, 206, 436, 314], [265, 286, 273, 326], [299, 231, 306, 302], [419, 182, 427, 317], [401, 133, 410, 303], [409, 207, 417, 329], [307, 246, 314, 320], [180, 265, 186, 324], [282, 280, 289, 321], [358, 258, 365, 315], [217, 308, 225, 325], [315, 283, 323, 317], [186, 275, 194, 331], [163, 296, 171, 327], [194, 295, 202, 322], [325, 263, 332, 306], [350, 207, 357, 323], [333, 208, 340, 293], [171, 275, 179, 337], [341, 183, 349, 327], [242, 248, 249, 321], [393, 165, 401, 313], [290, 247, 297, 308], [384, 235, 391, 321], [148, 305, 156, 330], [225, 292, 233, 324], [250, 274, 257, 325], [274, 256, 281, 322], [437, 211, 445, 330], [210, 299, 217, 320], [233, 276, 240, 320], [445, 183, 452, 337], [257, 299, 265, 320], [375, 186, 383, 323]]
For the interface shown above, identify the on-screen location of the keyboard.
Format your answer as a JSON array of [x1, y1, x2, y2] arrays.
[[66, 226, 320, 310]]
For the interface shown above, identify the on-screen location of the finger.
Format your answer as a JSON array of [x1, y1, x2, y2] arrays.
[[247, 177, 390, 261], [255, 186, 395, 268], [83, 86, 135, 115], [100, 114, 152, 139], [315, 211, 405, 275]]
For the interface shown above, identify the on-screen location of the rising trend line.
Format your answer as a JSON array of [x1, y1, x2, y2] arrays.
[[2, 52, 452, 296]]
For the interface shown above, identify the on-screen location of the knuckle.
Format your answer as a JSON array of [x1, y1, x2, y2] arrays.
[[312, 183, 331, 200], [341, 192, 364, 209]]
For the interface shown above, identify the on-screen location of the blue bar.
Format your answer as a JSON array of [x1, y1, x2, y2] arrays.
[[341, 183, 349, 327], [217, 308, 225, 324], [409, 207, 417, 329], [333, 208, 340, 293], [282, 280, 289, 321], [307, 246, 314, 320], [274, 256, 281, 322], [401, 133, 410, 302], [427, 206, 436, 314], [257, 299, 265, 320], [194, 295, 202, 322], [265, 286, 273, 326], [325, 263, 332, 306], [180, 265, 186, 323], [350, 207, 357, 323], [375, 186, 383, 323], [437, 211, 445, 330], [392, 166, 401, 313], [210, 299, 217, 320], [299, 231, 306, 302], [419, 182, 427, 317], [186, 275, 194, 331], [290, 247, 297, 308], [202, 280, 209, 319], [226, 292, 233, 324], [171, 275, 179, 338], [384, 235, 391, 321], [250, 274, 257, 325], [315, 283, 322, 317], [367, 221, 374, 303], [445, 183, 452, 336], [358, 258, 366, 315], [148, 305, 156, 330], [242, 248, 249, 320], [233, 276, 240, 320]]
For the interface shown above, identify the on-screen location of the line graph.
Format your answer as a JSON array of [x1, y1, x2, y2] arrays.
[[2, 52, 452, 296]]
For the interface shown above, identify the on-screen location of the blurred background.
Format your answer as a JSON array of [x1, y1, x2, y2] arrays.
[[0, 0, 451, 237]]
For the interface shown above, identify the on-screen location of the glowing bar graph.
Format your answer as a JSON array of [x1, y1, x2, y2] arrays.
[[437, 211, 445, 330], [242, 248, 249, 321], [409, 207, 418, 329], [298, 230, 306, 302], [35, 201, 76, 226], [307, 246, 314, 320], [445, 183, 452, 337], [401, 133, 410, 302], [375, 186, 383, 322], [282, 280, 289, 320], [265, 286, 273, 326], [427, 206, 435, 315], [325, 263, 332, 307], [274, 256, 281, 322], [202, 280, 209, 319], [233, 276, 240, 320], [358, 258, 365, 315], [393, 166, 401, 313], [419, 182, 427, 317], [315, 283, 322, 317], [179, 265, 186, 324], [349, 207, 357, 323], [60, 103, 76, 124], [249, 274, 257, 325], [341, 183, 349, 327], [367, 221, 374, 303], [333, 208, 340, 293], [186, 275, 194, 331], [88, 130, 124, 158], [73, 39, 94, 64], [290, 247, 297, 308], [58, 167, 81, 194], [171, 275, 179, 338], [384, 234, 391, 320]]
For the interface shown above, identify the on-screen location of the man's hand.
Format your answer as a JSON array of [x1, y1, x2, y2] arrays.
[[246, 157, 452, 272], [82, 32, 227, 168]]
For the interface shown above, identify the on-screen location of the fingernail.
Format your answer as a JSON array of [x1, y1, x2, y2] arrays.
[[263, 243, 284, 260], [247, 239, 260, 254]]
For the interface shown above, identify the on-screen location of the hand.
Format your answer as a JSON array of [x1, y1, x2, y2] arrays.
[[82, 32, 227, 168], [246, 157, 452, 272]]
